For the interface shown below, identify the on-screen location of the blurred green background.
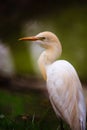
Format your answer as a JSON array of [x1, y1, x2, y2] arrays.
[[0, 0, 87, 79], [0, 0, 87, 129]]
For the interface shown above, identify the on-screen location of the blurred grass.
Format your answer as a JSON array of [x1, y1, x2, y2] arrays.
[[0, 89, 69, 130], [0, 89, 48, 117], [0, 87, 87, 130], [0, 114, 70, 130]]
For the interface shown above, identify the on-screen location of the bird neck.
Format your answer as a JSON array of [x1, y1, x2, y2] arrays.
[[38, 45, 62, 80]]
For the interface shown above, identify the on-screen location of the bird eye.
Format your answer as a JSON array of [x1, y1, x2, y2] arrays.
[[40, 37, 46, 41]]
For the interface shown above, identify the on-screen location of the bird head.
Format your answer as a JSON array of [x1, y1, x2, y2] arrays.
[[19, 31, 61, 50]]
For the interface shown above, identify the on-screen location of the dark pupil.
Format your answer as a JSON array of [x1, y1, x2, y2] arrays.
[[40, 37, 45, 40]]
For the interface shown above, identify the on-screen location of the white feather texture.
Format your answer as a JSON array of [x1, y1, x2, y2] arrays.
[[46, 60, 86, 130]]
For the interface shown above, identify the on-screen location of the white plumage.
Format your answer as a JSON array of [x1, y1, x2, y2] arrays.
[[46, 60, 86, 130], [19, 31, 86, 130]]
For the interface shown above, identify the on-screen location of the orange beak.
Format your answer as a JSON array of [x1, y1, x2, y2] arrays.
[[19, 36, 41, 41]]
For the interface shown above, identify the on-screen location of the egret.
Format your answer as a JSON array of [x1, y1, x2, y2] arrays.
[[19, 31, 86, 130]]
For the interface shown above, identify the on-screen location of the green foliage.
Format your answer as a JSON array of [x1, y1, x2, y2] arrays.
[[0, 89, 70, 130], [0, 114, 71, 130], [0, 87, 86, 130]]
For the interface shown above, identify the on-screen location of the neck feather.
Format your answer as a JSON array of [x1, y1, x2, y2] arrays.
[[38, 45, 62, 80]]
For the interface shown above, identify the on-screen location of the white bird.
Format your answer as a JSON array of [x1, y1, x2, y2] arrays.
[[19, 31, 86, 130]]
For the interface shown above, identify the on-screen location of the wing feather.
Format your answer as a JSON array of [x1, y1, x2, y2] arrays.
[[46, 60, 86, 130]]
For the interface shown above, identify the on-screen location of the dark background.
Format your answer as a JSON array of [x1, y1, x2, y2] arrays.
[[0, 0, 87, 129]]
